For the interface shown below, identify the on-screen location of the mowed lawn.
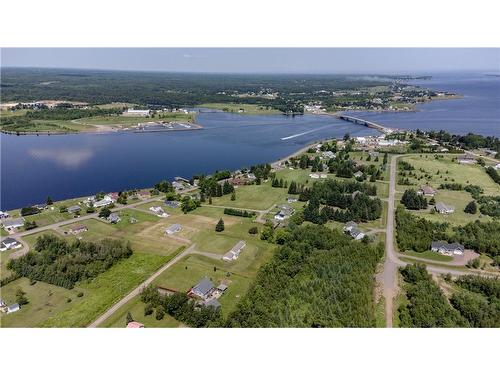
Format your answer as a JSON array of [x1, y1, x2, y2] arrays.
[[60, 211, 183, 256], [396, 154, 500, 196], [211, 181, 288, 210], [413, 190, 492, 226], [153, 254, 254, 317], [40, 252, 168, 327]]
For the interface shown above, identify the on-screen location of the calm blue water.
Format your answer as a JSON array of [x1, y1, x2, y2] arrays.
[[1, 73, 499, 210], [345, 73, 500, 136], [0, 113, 377, 210]]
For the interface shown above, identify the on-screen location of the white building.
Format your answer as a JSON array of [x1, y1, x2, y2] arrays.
[[165, 224, 182, 235], [222, 240, 246, 262], [149, 206, 169, 218], [0, 237, 22, 251], [124, 109, 150, 116], [309, 173, 320, 179], [435, 202, 455, 214]]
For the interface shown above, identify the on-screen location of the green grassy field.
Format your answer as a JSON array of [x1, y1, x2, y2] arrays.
[[402, 250, 453, 262], [200, 103, 280, 115], [40, 252, 168, 327], [211, 181, 288, 210], [396, 154, 499, 196], [413, 190, 491, 226], [0, 278, 81, 328]]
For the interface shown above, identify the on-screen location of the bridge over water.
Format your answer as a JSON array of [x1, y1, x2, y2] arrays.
[[335, 114, 398, 134]]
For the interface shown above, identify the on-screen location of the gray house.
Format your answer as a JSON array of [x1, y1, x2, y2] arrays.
[[431, 241, 464, 256], [191, 277, 215, 300]]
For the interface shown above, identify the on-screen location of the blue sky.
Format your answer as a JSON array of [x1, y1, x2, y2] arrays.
[[1, 48, 499, 74]]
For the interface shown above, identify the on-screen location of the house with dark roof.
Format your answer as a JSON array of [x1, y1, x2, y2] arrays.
[[457, 154, 477, 164], [431, 241, 465, 256], [107, 213, 121, 224], [67, 205, 81, 214], [190, 277, 215, 300], [165, 223, 182, 235], [418, 185, 437, 197], [1, 217, 25, 231]]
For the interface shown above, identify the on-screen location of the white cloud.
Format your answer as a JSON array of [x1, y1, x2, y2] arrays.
[[28, 148, 94, 168]]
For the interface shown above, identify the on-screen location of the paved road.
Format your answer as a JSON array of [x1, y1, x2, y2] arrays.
[[88, 243, 197, 328]]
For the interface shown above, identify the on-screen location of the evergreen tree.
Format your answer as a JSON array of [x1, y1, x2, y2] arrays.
[[126, 311, 134, 325], [464, 201, 477, 214], [231, 190, 236, 201], [46, 196, 53, 205], [215, 218, 225, 232]]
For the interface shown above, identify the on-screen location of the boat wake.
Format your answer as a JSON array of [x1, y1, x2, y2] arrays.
[[280, 125, 333, 140]]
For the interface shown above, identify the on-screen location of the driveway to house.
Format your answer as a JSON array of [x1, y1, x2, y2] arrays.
[[88, 243, 197, 328]]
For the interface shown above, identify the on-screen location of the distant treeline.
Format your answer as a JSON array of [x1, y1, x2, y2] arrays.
[[1, 68, 397, 112], [426, 130, 500, 154]]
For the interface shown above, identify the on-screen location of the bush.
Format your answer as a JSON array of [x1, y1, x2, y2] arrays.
[[248, 226, 258, 235], [144, 304, 154, 316], [77, 292, 84, 297]]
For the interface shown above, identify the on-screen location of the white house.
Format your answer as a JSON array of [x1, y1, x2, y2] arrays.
[[354, 171, 364, 179], [435, 202, 455, 214], [149, 206, 169, 218], [494, 163, 500, 170], [0, 210, 9, 219], [93, 196, 114, 208], [222, 240, 246, 262], [0, 237, 22, 251], [431, 241, 465, 256], [7, 303, 20, 314]]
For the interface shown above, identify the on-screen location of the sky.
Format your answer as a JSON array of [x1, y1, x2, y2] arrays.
[[1, 48, 499, 74]]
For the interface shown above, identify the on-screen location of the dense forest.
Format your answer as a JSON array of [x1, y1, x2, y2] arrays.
[[299, 179, 381, 224], [7, 234, 132, 289], [225, 225, 384, 327], [398, 264, 468, 327], [450, 275, 500, 328]]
